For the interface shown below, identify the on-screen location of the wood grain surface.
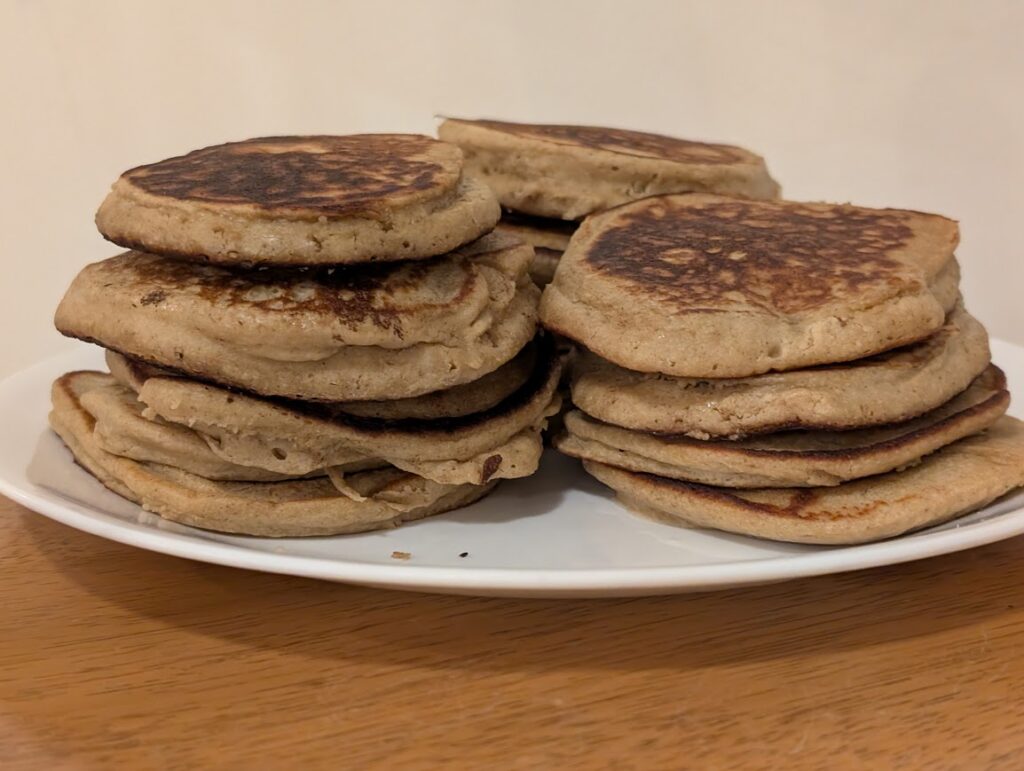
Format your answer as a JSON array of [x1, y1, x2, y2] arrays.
[[3, 494, 1024, 770]]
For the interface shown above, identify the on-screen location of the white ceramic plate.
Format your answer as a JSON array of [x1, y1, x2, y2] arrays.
[[3, 343, 1024, 597]]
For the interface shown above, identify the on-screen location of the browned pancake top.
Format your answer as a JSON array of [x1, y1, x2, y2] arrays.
[[459, 118, 752, 165], [582, 196, 921, 314], [121, 135, 462, 218], [97, 250, 482, 336]]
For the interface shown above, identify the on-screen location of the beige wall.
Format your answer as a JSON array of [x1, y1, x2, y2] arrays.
[[2, 0, 1022, 376]]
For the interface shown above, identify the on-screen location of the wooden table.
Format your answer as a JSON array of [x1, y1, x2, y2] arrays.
[[3, 495, 1024, 770]]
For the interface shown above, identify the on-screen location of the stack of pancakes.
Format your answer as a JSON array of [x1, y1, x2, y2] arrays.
[[438, 118, 780, 285], [51, 135, 561, 536], [544, 194, 1024, 544]]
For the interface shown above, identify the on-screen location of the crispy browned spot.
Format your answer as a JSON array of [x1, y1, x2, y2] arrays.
[[123, 135, 458, 217], [139, 290, 167, 306], [480, 455, 503, 483], [467, 119, 748, 165], [584, 198, 915, 314]]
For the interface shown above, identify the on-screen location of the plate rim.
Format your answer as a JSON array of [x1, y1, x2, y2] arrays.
[[3, 344, 1024, 596]]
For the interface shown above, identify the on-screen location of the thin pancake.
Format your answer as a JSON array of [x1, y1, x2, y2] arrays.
[[583, 416, 1024, 545], [571, 302, 986, 438], [107, 337, 541, 421], [50, 371, 497, 537], [79, 374, 338, 481], [105, 335, 563, 484], [557, 365, 1008, 487]]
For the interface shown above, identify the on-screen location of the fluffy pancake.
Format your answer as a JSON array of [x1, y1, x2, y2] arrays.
[[558, 365, 1008, 487], [55, 232, 540, 401], [50, 372, 495, 537], [439, 118, 779, 219], [494, 212, 578, 286], [104, 334, 563, 485], [571, 303, 989, 437], [542, 194, 961, 377], [583, 416, 1024, 544], [96, 135, 500, 266]]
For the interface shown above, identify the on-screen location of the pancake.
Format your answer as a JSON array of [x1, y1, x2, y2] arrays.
[[571, 303, 989, 437], [55, 232, 540, 401], [541, 194, 961, 377], [558, 365, 1008, 488], [104, 334, 563, 485], [78, 372, 335, 481], [80, 369, 549, 486], [338, 347, 533, 419], [50, 372, 495, 537], [494, 212, 578, 285], [96, 135, 500, 266], [582, 415, 1024, 545], [438, 118, 779, 219], [107, 340, 539, 422]]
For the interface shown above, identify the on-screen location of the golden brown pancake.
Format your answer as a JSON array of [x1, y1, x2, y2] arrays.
[[570, 303, 988, 437], [96, 135, 500, 266], [55, 232, 539, 401], [50, 371, 496, 537], [557, 365, 1009, 487], [541, 194, 960, 377], [107, 337, 542, 422], [439, 118, 780, 219], [100, 334, 563, 485], [583, 416, 1024, 545]]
